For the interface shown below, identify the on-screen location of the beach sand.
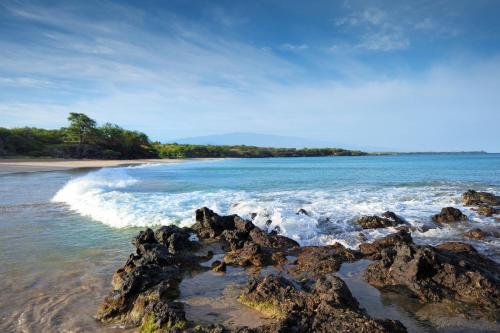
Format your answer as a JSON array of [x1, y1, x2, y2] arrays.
[[0, 158, 185, 175]]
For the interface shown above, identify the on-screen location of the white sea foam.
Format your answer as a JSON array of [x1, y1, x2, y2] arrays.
[[52, 166, 499, 256]]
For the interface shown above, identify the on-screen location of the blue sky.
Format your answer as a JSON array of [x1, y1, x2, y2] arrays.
[[1, 0, 500, 151]]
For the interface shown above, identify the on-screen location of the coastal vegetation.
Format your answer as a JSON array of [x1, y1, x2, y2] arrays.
[[152, 143, 367, 158], [0, 113, 156, 159], [0, 113, 367, 159]]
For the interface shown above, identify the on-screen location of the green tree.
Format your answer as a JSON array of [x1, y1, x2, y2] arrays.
[[66, 113, 97, 145], [65, 113, 98, 157]]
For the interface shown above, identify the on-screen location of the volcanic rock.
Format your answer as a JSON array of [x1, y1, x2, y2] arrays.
[[431, 207, 468, 223], [464, 228, 487, 240], [239, 274, 406, 333], [356, 211, 405, 229], [290, 243, 361, 278], [462, 190, 500, 206], [363, 237, 500, 317]]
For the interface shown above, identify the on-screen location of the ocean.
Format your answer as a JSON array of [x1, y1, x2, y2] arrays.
[[1, 154, 499, 331]]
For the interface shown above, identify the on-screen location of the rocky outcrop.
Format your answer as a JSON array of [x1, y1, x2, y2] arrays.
[[356, 211, 405, 229], [96, 225, 202, 329], [290, 243, 361, 278], [192, 207, 240, 238], [192, 207, 299, 268], [431, 207, 468, 223], [363, 233, 500, 318], [239, 274, 406, 333], [359, 230, 413, 260], [462, 190, 500, 206], [462, 190, 500, 219], [97, 209, 309, 332]]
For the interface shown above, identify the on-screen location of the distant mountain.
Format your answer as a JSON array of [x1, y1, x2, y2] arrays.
[[170, 132, 385, 151]]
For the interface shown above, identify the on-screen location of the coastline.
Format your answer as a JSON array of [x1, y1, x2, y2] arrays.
[[0, 158, 220, 175], [1, 155, 499, 332]]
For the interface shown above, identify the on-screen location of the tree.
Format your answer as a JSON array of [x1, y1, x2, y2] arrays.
[[66, 113, 97, 144], [66, 113, 97, 157]]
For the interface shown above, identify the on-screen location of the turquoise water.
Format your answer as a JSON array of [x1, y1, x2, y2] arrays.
[[51, 154, 500, 254], [0, 154, 499, 331]]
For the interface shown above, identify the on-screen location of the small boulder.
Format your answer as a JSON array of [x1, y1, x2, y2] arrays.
[[359, 230, 413, 259], [356, 211, 405, 229], [291, 243, 361, 277], [211, 260, 227, 272], [296, 208, 310, 216], [462, 190, 500, 206], [191, 207, 236, 239], [475, 205, 498, 217], [464, 228, 486, 240], [431, 207, 468, 223]]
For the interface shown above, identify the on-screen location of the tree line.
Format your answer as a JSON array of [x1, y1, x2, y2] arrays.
[[152, 143, 367, 158], [0, 113, 155, 159], [0, 113, 367, 159]]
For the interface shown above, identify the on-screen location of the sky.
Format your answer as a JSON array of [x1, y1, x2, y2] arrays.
[[1, 0, 500, 152]]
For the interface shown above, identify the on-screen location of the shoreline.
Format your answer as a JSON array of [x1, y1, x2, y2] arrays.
[[0, 158, 221, 175]]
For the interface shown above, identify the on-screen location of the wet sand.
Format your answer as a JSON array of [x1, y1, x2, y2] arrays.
[[0, 158, 219, 175], [179, 242, 274, 329]]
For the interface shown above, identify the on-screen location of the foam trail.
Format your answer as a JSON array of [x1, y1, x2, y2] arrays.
[[52, 166, 169, 228]]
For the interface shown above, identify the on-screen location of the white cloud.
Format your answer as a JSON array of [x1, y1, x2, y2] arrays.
[[280, 43, 309, 51], [357, 32, 409, 51], [1, 1, 499, 151], [335, 8, 386, 27]]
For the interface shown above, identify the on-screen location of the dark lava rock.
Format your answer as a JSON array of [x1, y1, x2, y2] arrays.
[[192, 207, 238, 238], [96, 227, 201, 326], [296, 208, 310, 216], [359, 230, 413, 260], [155, 225, 200, 254], [239, 274, 406, 333], [190, 208, 299, 269], [364, 236, 500, 317], [220, 229, 250, 251], [211, 260, 227, 273], [464, 228, 487, 240], [434, 241, 477, 253], [356, 211, 405, 229], [290, 243, 361, 278], [141, 300, 186, 331], [193, 207, 299, 250], [474, 205, 498, 217], [431, 207, 468, 223], [234, 216, 255, 232], [224, 241, 270, 267], [462, 190, 500, 206], [249, 228, 299, 249]]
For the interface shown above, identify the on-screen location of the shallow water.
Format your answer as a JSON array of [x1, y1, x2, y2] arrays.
[[336, 260, 500, 333], [1, 154, 499, 332]]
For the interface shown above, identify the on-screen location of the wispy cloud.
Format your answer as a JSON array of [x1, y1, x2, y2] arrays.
[[0, 0, 499, 151], [332, 3, 464, 52], [279, 43, 309, 51]]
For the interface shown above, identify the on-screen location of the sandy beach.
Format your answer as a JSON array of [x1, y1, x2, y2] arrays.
[[0, 158, 185, 175]]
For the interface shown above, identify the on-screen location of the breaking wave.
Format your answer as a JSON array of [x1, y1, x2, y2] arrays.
[[52, 165, 499, 256]]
